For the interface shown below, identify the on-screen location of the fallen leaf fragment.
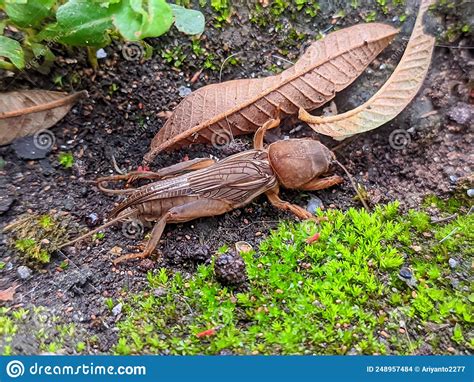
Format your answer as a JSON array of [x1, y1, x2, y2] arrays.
[[144, 23, 398, 163], [196, 327, 217, 338], [299, 0, 435, 140], [0, 285, 18, 301], [0, 90, 88, 146], [306, 232, 320, 244]]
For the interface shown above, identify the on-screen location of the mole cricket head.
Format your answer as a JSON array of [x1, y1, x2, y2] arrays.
[[267, 139, 335, 189]]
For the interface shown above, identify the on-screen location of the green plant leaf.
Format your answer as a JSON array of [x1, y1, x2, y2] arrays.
[[169, 4, 205, 35], [39, 0, 114, 47], [0, 36, 24, 69], [4, 0, 56, 28], [112, 0, 173, 40]]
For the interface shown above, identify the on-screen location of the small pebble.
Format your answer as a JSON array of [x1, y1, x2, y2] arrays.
[[86, 213, 99, 227], [235, 241, 253, 253], [448, 175, 458, 184], [399, 267, 412, 279], [467, 189, 474, 198], [448, 258, 458, 269], [112, 303, 123, 316], [17, 265, 32, 280], [178, 86, 192, 97], [96, 48, 107, 59], [306, 196, 324, 214], [153, 288, 167, 297]]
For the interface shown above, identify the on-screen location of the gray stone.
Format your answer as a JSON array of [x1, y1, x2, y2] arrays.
[[17, 265, 32, 279], [447, 102, 474, 126], [467, 189, 474, 198], [63, 198, 74, 211], [448, 258, 458, 269], [399, 267, 412, 279], [0, 178, 14, 215], [306, 196, 324, 214], [96, 48, 107, 59], [112, 303, 123, 317], [448, 175, 458, 184], [12, 135, 51, 160], [39, 159, 54, 176], [153, 288, 167, 297], [178, 86, 192, 97]]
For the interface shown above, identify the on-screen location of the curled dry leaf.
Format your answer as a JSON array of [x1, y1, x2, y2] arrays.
[[299, 0, 435, 140], [144, 23, 398, 163], [0, 90, 88, 146]]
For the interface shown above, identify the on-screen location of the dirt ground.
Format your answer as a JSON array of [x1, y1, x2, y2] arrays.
[[0, 1, 472, 354]]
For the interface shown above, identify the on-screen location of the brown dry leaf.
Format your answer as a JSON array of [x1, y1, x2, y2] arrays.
[[0, 90, 88, 146], [299, 0, 435, 140], [0, 285, 18, 301], [144, 23, 398, 163]]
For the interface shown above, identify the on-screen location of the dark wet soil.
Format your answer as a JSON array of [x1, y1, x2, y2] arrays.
[[0, 1, 472, 354]]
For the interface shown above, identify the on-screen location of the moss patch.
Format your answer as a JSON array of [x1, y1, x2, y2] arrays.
[[4, 213, 70, 265], [0, 306, 85, 355], [115, 202, 473, 355]]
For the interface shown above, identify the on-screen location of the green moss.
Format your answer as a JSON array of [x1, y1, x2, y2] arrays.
[[58, 152, 74, 169], [423, 194, 471, 214], [115, 201, 473, 355], [0, 306, 85, 355], [5, 213, 70, 265], [250, 1, 323, 27]]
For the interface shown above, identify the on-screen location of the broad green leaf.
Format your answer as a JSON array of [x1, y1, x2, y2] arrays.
[[0, 36, 24, 69], [111, 0, 143, 41], [4, 0, 56, 28], [170, 4, 205, 35], [40, 0, 114, 47], [112, 0, 173, 40], [0, 20, 6, 35], [28, 42, 55, 73]]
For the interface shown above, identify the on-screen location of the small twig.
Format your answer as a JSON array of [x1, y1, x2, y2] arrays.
[[439, 227, 458, 243], [271, 55, 294, 66], [219, 52, 242, 83], [0, 91, 88, 119], [431, 213, 458, 224], [111, 153, 125, 175], [335, 160, 370, 211]]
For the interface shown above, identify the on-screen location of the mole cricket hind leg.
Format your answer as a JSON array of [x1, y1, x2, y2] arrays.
[[298, 175, 344, 191], [265, 187, 316, 221], [253, 114, 282, 150], [113, 213, 170, 264], [113, 199, 233, 264]]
